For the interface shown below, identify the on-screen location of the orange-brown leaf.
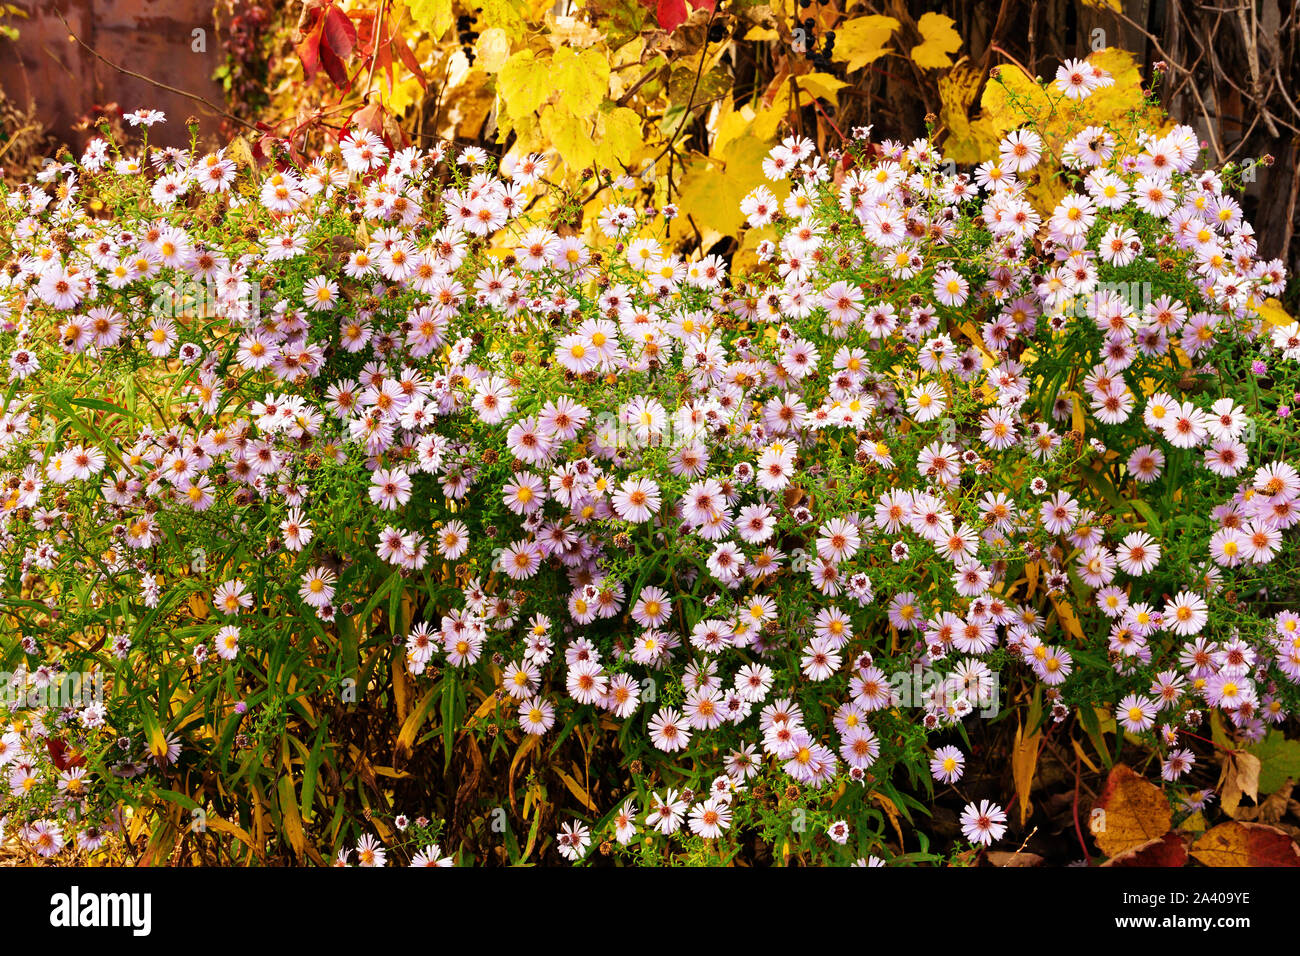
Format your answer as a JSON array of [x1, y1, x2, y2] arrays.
[[1092, 764, 1173, 858], [1191, 822, 1300, 867]]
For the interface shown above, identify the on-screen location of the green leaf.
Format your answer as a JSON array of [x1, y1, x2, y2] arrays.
[[301, 719, 330, 821], [441, 678, 458, 769], [68, 396, 136, 419], [1246, 731, 1300, 794], [359, 569, 402, 624], [1130, 498, 1163, 537], [1078, 705, 1113, 769]]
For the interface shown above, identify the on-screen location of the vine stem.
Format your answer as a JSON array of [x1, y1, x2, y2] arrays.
[[1072, 751, 1092, 863]]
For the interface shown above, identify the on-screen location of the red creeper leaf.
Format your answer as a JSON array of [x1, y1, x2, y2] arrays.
[[322, 5, 358, 59]]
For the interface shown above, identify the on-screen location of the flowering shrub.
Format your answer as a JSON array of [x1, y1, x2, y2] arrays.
[[1, 51, 1299, 866]]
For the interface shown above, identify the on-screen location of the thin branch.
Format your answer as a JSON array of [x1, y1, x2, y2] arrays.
[[665, 6, 720, 202], [616, 65, 662, 107]]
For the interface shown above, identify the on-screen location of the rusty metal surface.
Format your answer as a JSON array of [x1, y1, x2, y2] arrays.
[[0, 0, 227, 151]]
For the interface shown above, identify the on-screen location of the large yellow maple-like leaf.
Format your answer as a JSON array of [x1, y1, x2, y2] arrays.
[[539, 105, 597, 173], [550, 46, 611, 119], [910, 12, 962, 70], [673, 108, 790, 245], [981, 48, 1167, 145], [405, 0, 453, 40], [796, 72, 849, 107], [831, 15, 899, 73], [1254, 297, 1295, 328], [498, 49, 552, 119], [595, 106, 643, 170]]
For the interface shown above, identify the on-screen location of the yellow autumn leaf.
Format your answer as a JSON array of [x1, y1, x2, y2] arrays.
[[910, 12, 961, 69], [475, 27, 512, 73], [443, 67, 497, 140], [832, 15, 899, 73], [555, 768, 598, 811], [501, 109, 542, 155], [1076, 49, 1168, 139], [498, 49, 551, 118], [1012, 718, 1042, 826], [796, 72, 848, 107], [673, 117, 789, 244], [608, 38, 646, 98], [539, 104, 597, 174], [1051, 595, 1086, 642], [1069, 390, 1086, 435], [382, 74, 427, 116], [552, 46, 610, 119], [203, 815, 258, 851], [712, 96, 753, 155], [871, 791, 906, 846], [391, 656, 410, 722], [750, 101, 789, 142], [595, 106, 642, 169], [979, 49, 1167, 214], [146, 724, 168, 763], [732, 224, 777, 274], [1255, 296, 1294, 328], [405, 0, 453, 41], [957, 320, 995, 366], [1191, 821, 1300, 866], [277, 776, 306, 861], [1218, 749, 1261, 817], [394, 689, 437, 755], [980, 62, 1052, 135], [226, 136, 256, 170]]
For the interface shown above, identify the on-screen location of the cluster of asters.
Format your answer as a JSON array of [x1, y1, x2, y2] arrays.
[[0, 49, 1297, 863]]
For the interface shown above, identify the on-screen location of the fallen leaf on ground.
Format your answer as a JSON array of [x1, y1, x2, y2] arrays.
[[1100, 831, 1187, 868], [1218, 749, 1262, 817], [986, 850, 1045, 867], [1092, 763, 1173, 858], [1191, 822, 1300, 866]]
